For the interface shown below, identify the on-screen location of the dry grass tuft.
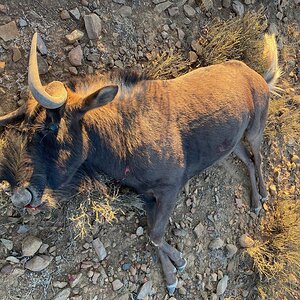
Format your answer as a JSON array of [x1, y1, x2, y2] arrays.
[[194, 9, 268, 74], [247, 199, 300, 299], [69, 179, 143, 239], [144, 50, 190, 79]]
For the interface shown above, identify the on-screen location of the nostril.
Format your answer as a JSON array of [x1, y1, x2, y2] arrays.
[[11, 188, 32, 208]]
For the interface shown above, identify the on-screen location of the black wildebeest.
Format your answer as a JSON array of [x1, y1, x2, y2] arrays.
[[0, 33, 280, 293]]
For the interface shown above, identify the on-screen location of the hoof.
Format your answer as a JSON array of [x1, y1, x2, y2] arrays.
[[261, 195, 268, 204], [253, 206, 261, 216], [177, 258, 187, 273], [166, 278, 178, 295]]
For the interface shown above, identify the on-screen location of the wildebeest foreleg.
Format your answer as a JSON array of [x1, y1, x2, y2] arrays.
[[146, 188, 186, 294]]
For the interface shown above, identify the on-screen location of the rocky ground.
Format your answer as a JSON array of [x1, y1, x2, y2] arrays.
[[0, 0, 299, 300]]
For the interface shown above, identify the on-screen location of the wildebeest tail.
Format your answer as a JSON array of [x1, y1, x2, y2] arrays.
[[262, 34, 282, 95]]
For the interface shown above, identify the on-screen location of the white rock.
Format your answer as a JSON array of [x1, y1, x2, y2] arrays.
[[216, 275, 228, 295], [5, 256, 20, 263], [22, 236, 42, 256], [137, 281, 152, 299], [136, 226, 144, 236], [92, 238, 107, 261]]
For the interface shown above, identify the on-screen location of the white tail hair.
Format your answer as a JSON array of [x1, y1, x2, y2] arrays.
[[263, 34, 282, 95]]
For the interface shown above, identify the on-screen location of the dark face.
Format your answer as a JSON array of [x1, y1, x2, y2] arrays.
[[0, 85, 118, 209]]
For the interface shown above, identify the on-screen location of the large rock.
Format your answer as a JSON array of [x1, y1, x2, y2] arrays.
[[22, 236, 42, 256], [84, 13, 102, 40], [0, 21, 19, 41], [232, 0, 244, 16], [25, 255, 53, 272], [68, 45, 83, 66]]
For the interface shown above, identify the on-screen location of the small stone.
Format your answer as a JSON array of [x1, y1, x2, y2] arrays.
[[39, 244, 49, 254], [37, 35, 47, 55], [92, 272, 100, 284], [84, 13, 102, 40], [92, 238, 107, 261], [189, 51, 198, 63], [19, 18, 28, 27], [60, 10, 71, 20], [121, 263, 131, 271], [0, 4, 7, 13], [25, 255, 53, 272], [201, 0, 214, 11], [178, 287, 187, 295], [276, 11, 283, 20], [232, 0, 244, 16], [113, 0, 126, 3], [86, 53, 100, 61], [69, 7, 81, 20], [114, 59, 124, 68], [216, 275, 228, 295], [68, 273, 82, 288], [239, 234, 255, 248], [137, 280, 152, 299], [68, 45, 83, 67], [66, 29, 84, 44], [161, 31, 168, 39], [168, 6, 179, 16], [226, 244, 238, 258], [22, 236, 43, 256], [177, 28, 185, 41], [112, 279, 123, 291], [183, 4, 196, 17], [53, 281, 68, 288], [81, 0, 89, 6], [0, 61, 5, 73], [6, 256, 20, 263], [1, 264, 13, 274], [69, 66, 78, 75], [1, 238, 13, 250], [154, 1, 172, 13], [211, 273, 218, 281], [38, 56, 48, 74], [211, 293, 218, 300], [119, 6, 132, 17], [222, 0, 231, 7], [244, 0, 251, 4], [209, 238, 224, 250], [52, 288, 71, 300], [0, 21, 19, 42], [12, 47, 22, 62], [136, 226, 144, 236], [269, 184, 277, 196]]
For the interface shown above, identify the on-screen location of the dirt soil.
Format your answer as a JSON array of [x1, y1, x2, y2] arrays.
[[0, 1, 299, 300]]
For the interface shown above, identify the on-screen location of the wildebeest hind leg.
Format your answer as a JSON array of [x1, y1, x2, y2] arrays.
[[234, 142, 262, 214]]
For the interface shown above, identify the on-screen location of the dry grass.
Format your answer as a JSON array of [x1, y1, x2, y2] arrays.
[[247, 199, 300, 299], [144, 50, 190, 79], [69, 179, 143, 239], [194, 9, 268, 74]]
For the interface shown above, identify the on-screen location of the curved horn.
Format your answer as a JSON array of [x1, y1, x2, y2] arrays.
[[0, 105, 26, 127], [28, 33, 67, 109]]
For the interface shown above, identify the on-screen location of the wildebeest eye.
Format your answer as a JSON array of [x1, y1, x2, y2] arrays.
[[48, 123, 59, 133]]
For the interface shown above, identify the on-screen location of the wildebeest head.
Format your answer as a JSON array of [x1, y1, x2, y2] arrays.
[[0, 33, 118, 209]]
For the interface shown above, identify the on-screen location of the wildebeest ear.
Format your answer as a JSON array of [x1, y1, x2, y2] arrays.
[[80, 85, 118, 114]]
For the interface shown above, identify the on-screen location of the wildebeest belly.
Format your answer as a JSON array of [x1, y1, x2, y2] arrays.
[[182, 114, 249, 178]]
